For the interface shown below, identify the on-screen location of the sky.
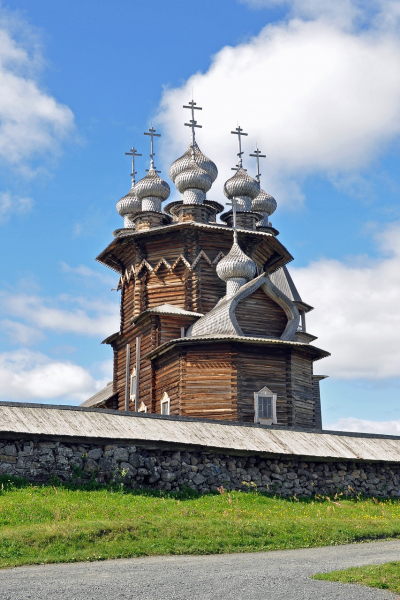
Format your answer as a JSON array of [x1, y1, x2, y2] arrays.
[[0, 0, 400, 434]]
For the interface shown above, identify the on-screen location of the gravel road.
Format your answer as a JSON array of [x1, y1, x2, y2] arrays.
[[1, 540, 399, 599]]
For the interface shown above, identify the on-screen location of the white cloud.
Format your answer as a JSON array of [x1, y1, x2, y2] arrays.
[[326, 416, 400, 435], [0, 319, 43, 345], [0, 191, 33, 221], [292, 222, 400, 379], [0, 10, 74, 174], [0, 292, 119, 338], [60, 262, 117, 287], [238, 0, 370, 26], [156, 3, 400, 204], [0, 349, 104, 402]]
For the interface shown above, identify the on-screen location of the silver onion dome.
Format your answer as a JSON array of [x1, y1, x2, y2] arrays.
[[174, 160, 212, 194], [169, 141, 218, 184], [174, 158, 212, 205], [216, 242, 256, 282], [223, 167, 260, 202], [116, 185, 141, 228], [252, 189, 277, 216], [134, 167, 170, 212]]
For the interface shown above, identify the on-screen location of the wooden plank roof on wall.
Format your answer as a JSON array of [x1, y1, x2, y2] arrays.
[[0, 402, 399, 463]]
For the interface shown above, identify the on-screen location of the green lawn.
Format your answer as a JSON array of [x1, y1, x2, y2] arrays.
[[0, 476, 400, 569], [313, 562, 400, 595]]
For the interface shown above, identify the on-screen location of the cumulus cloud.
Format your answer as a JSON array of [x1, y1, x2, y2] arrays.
[[0, 10, 74, 174], [0, 191, 33, 221], [326, 416, 400, 435], [292, 222, 400, 379], [0, 292, 119, 338], [156, 1, 400, 204], [0, 349, 104, 402]]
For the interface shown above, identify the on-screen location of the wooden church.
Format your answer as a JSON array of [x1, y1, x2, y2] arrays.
[[83, 102, 329, 430]]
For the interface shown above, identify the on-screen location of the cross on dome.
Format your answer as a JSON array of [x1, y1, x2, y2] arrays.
[[226, 197, 239, 243], [249, 145, 266, 183], [125, 145, 142, 185], [144, 127, 161, 172], [231, 125, 248, 168], [183, 100, 202, 160]]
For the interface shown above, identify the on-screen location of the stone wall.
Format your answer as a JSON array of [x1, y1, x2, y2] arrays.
[[1, 438, 400, 497]]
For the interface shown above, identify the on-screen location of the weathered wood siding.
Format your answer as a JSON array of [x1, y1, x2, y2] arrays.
[[236, 346, 292, 425], [313, 376, 323, 430], [153, 349, 181, 415], [235, 288, 288, 338], [290, 352, 316, 429], [180, 343, 236, 420]]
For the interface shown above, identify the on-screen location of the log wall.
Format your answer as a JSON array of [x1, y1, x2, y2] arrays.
[[291, 352, 316, 429], [236, 346, 292, 424], [235, 288, 288, 337], [179, 343, 236, 420]]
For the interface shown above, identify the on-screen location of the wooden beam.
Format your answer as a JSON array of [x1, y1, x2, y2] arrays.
[[135, 336, 141, 411], [124, 343, 130, 411]]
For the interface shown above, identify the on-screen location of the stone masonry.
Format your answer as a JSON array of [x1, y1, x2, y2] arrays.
[[1, 438, 400, 497]]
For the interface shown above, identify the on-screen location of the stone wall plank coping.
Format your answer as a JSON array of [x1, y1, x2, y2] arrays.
[[0, 402, 399, 464]]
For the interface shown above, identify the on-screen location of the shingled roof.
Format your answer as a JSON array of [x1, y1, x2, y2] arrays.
[[80, 382, 116, 408]]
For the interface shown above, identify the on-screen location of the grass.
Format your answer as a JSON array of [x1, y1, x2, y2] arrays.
[[313, 562, 400, 594], [0, 475, 399, 569]]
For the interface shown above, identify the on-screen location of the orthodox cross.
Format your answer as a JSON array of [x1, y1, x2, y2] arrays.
[[231, 125, 248, 168], [226, 197, 239, 244], [249, 145, 266, 182], [183, 100, 202, 159], [144, 127, 161, 173], [125, 145, 142, 185]]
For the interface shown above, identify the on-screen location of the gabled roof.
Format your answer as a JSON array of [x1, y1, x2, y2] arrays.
[[80, 382, 116, 408], [269, 265, 301, 301]]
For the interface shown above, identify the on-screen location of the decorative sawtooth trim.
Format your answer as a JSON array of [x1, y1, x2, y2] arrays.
[[171, 254, 191, 271], [153, 258, 172, 273], [117, 265, 135, 288], [212, 251, 225, 265], [136, 259, 153, 275], [124, 264, 135, 283], [120, 250, 223, 287], [192, 250, 212, 269]]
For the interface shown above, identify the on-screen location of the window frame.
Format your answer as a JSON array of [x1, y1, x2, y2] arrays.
[[138, 401, 147, 413], [129, 368, 137, 403], [160, 392, 170, 416], [254, 387, 277, 425]]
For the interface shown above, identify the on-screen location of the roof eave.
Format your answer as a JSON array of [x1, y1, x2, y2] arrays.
[[96, 221, 293, 273], [145, 335, 330, 362]]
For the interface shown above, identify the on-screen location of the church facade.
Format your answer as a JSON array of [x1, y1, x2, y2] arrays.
[[87, 104, 329, 430]]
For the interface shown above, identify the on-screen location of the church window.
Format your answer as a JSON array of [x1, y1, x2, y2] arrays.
[[160, 392, 170, 415], [138, 401, 147, 413], [254, 387, 277, 425]]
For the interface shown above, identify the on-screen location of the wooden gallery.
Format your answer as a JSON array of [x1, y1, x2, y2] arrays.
[[84, 106, 330, 430]]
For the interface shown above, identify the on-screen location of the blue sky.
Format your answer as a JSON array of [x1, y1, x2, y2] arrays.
[[1, 0, 400, 434]]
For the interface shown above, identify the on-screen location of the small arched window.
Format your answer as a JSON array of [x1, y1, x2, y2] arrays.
[[254, 387, 277, 425]]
